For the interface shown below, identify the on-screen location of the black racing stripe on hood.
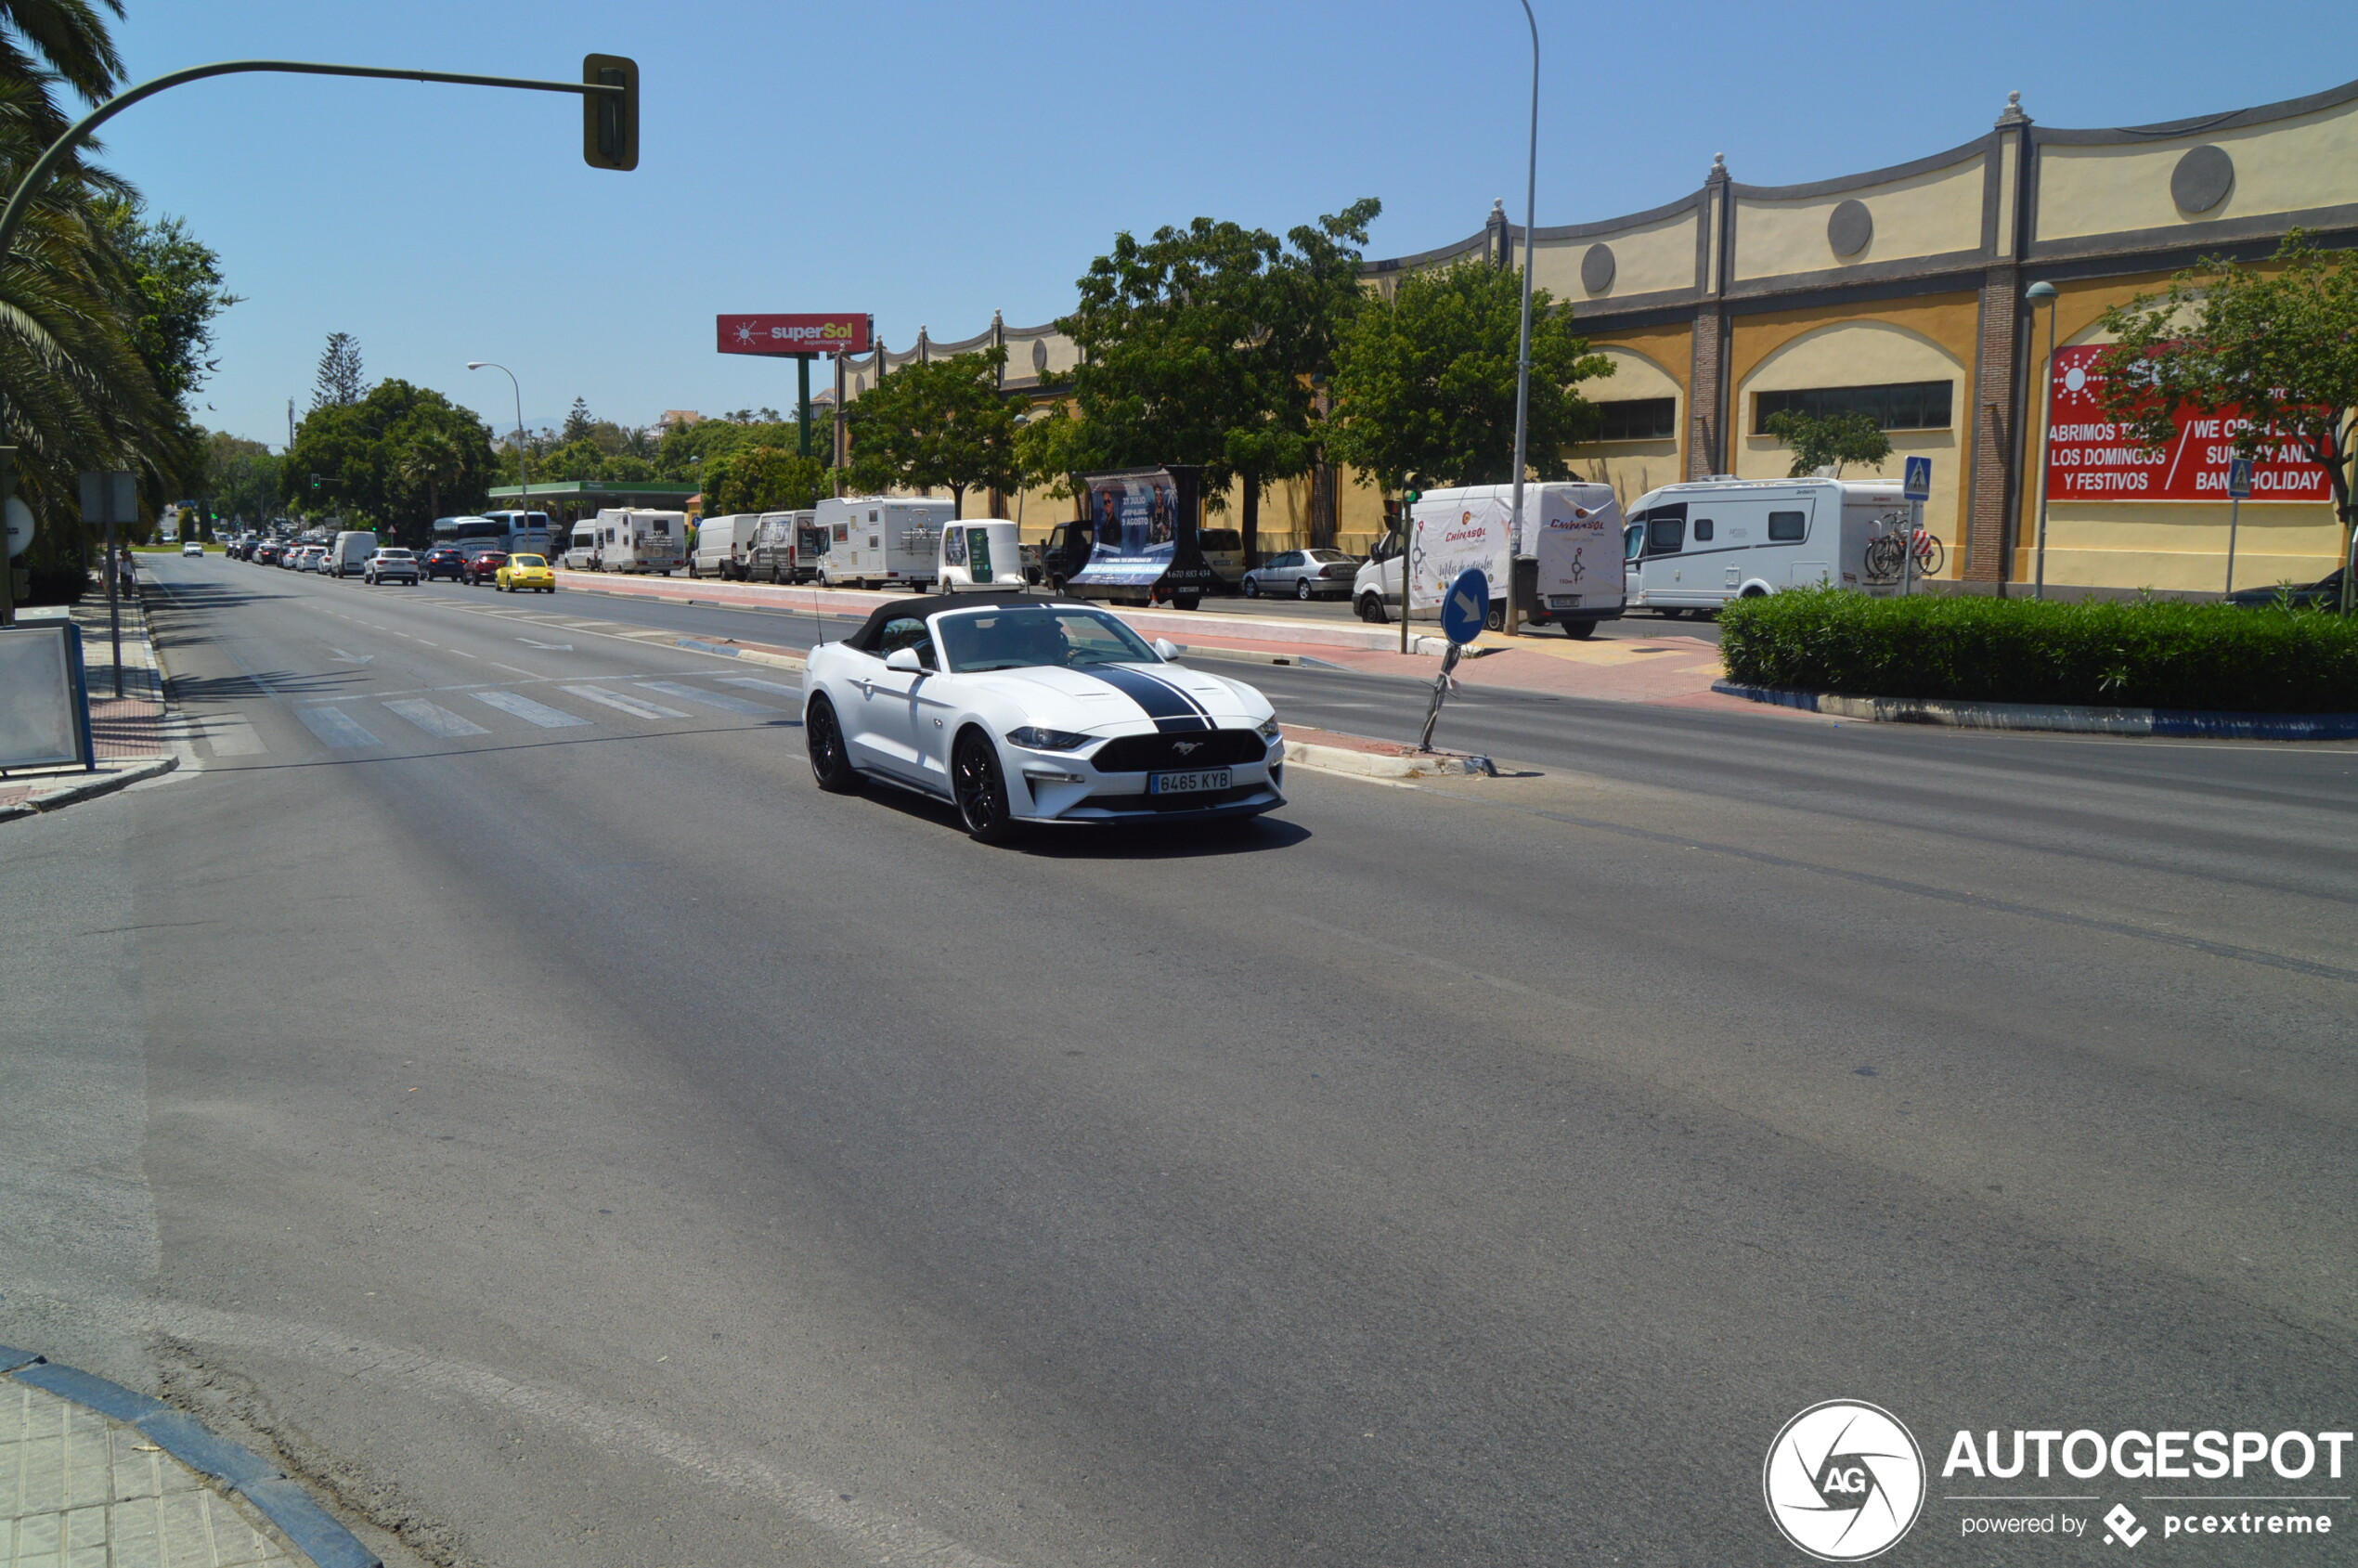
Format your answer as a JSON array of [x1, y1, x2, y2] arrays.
[[1081, 665, 1213, 732]]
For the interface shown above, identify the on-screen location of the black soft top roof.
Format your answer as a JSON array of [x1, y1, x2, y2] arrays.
[[841, 590, 1082, 651]]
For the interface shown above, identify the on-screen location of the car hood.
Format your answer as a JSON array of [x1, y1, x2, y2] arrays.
[[959, 662, 1270, 732]]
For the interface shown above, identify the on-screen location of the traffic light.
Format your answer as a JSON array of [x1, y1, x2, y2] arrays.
[[582, 54, 638, 171]]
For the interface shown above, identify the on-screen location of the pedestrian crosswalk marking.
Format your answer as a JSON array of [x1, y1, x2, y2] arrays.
[[294, 706, 382, 748], [636, 680, 777, 714], [471, 690, 590, 728], [382, 698, 490, 738], [196, 712, 266, 757], [563, 685, 687, 720], [719, 676, 801, 696]]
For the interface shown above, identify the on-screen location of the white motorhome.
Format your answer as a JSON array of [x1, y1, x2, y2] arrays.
[[813, 496, 947, 590], [590, 508, 686, 575], [327, 529, 379, 578], [1351, 482, 1626, 636], [691, 513, 762, 579], [1625, 477, 1912, 616], [936, 519, 1028, 593]]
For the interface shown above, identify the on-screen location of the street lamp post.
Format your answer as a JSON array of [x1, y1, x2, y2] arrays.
[[468, 361, 527, 514], [1504, 0, 1540, 638], [2025, 281, 2058, 601]]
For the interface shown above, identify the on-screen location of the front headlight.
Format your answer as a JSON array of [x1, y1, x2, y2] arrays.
[[1257, 716, 1281, 739], [1008, 726, 1093, 752]]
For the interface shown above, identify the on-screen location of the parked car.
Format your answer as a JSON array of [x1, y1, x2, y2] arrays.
[[181, 540, 204, 557], [495, 553, 555, 593], [802, 592, 1284, 843], [364, 548, 420, 585], [2222, 566, 2347, 610], [421, 545, 469, 582], [1198, 526, 1247, 586], [464, 551, 508, 587], [1241, 549, 1358, 601]]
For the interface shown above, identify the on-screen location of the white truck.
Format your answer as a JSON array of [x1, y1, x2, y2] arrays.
[[327, 529, 380, 578], [1352, 482, 1626, 637], [935, 519, 1029, 593], [588, 508, 685, 575], [814, 496, 947, 590], [691, 513, 763, 579], [1624, 477, 1913, 616]]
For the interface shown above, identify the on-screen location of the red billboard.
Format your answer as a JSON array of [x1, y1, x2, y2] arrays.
[[2043, 343, 2333, 503], [717, 314, 871, 356]]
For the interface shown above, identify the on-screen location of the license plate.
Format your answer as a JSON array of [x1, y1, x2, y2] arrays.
[[1147, 768, 1232, 796], [1549, 594, 1583, 609]]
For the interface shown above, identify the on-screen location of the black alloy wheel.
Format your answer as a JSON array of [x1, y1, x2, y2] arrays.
[[952, 730, 1018, 845], [806, 696, 861, 794]]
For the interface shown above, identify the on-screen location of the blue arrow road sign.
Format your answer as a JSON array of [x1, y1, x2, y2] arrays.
[[2228, 458, 2254, 499], [1903, 456, 1932, 501], [1442, 567, 1489, 645]]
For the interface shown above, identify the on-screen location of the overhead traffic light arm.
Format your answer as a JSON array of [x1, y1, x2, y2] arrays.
[[0, 56, 636, 266]]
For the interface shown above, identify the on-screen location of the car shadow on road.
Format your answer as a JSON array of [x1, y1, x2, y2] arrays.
[[853, 784, 1310, 858]]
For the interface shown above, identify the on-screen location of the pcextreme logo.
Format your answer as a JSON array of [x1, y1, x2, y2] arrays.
[[1764, 1400, 1927, 1562]]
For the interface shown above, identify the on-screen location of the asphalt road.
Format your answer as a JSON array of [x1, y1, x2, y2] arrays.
[[3, 553, 2352, 1567]]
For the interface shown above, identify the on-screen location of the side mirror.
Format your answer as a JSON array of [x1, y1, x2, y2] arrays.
[[883, 646, 926, 673], [1152, 638, 1181, 660]]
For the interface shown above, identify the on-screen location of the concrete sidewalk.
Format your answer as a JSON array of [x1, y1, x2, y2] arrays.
[[1, 1349, 374, 1567]]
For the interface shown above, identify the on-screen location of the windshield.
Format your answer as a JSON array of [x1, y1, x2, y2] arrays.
[[1305, 549, 1354, 563], [511, 555, 546, 567], [937, 604, 1160, 673], [378, 550, 412, 559]]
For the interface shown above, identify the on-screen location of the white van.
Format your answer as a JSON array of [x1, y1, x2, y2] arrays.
[[746, 510, 821, 582], [936, 520, 1028, 593], [590, 508, 686, 575], [1351, 483, 1626, 636], [327, 529, 379, 578], [814, 496, 948, 590], [564, 522, 601, 571], [1625, 477, 1912, 616], [691, 513, 762, 579]]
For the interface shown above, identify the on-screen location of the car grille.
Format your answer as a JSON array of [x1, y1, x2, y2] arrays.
[[1090, 730, 1265, 771]]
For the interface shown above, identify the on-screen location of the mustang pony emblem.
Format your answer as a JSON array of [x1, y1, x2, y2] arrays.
[[1172, 741, 1201, 756]]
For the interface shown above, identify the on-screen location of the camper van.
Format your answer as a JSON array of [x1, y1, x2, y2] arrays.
[[936, 520, 1029, 593], [813, 496, 947, 590], [1624, 477, 1912, 616], [588, 508, 686, 575], [1352, 482, 1626, 636], [691, 513, 762, 579], [564, 522, 601, 571], [746, 510, 821, 583], [327, 529, 380, 578]]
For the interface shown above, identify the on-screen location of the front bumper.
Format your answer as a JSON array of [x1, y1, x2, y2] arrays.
[[1010, 729, 1286, 824]]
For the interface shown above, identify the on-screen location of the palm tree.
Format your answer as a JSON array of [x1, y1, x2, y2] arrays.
[[399, 428, 461, 541], [0, 0, 123, 138]]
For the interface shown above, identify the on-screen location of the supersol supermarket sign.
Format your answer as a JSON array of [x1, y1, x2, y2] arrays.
[[716, 314, 872, 356], [2043, 343, 2331, 502]]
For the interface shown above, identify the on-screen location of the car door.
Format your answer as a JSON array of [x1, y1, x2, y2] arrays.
[[849, 615, 932, 780], [1640, 507, 1689, 602]]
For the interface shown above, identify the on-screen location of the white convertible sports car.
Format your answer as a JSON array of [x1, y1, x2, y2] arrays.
[[802, 592, 1286, 842]]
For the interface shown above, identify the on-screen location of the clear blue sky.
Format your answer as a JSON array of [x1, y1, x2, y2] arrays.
[[100, 1, 2352, 448]]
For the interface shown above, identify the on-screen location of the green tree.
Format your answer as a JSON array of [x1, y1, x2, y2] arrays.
[[844, 347, 1017, 515], [1032, 201, 1380, 555], [703, 446, 826, 514], [311, 330, 365, 410], [1761, 409, 1891, 477], [1329, 258, 1612, 494], [285, 380, 495, 545], [0, 0, 123, 141], [201, 428, 279, 527], [2095, 231, 2358, 613]]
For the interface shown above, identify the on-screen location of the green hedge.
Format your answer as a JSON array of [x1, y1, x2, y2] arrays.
[[1717, 587, 2358, 713]]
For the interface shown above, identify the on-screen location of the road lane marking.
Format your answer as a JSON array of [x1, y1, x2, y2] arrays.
[[196, 713, 266, 757], [471, 690, 590, 728], [563, 685, 688, 720], [294, 706, 382, 748], [719, 676, 801, 696], [382, 699, 490, 738], [489, 661, 539, 677], [636, 680, 777, 714]]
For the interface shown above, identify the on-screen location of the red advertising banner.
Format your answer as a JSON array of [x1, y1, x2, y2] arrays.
[[717, 314, 871, 356], [2044, 343, 2333, 502]]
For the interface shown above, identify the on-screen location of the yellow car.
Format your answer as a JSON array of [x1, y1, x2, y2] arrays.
[[496, 553, 556, 593]]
